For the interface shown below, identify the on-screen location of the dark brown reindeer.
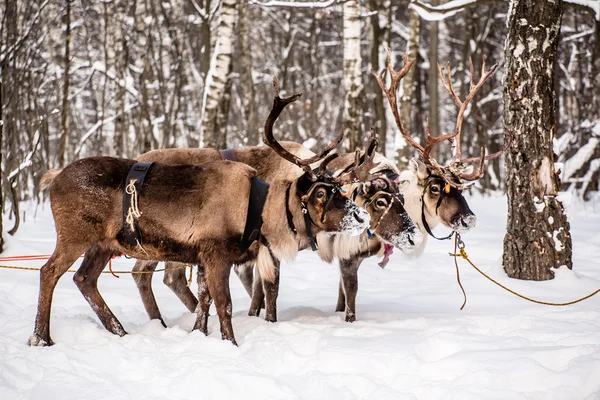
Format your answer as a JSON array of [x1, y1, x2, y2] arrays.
[[28, 79, 370, 347]]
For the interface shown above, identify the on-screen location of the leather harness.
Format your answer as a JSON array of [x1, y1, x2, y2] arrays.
[[121, 150, 270, 255], [217, 148, 270, 254], [122, 162, 154, 246]]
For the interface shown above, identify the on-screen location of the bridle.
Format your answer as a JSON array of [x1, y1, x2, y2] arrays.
[[286, 180, 343, 251], [361, 190, 405, 238], [420, 176, 456, 241]]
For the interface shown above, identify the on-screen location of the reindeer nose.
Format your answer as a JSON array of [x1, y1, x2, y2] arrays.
[[451, 213, 477, 231]]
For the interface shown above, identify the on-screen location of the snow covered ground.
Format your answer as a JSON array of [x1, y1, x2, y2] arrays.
[[1, 194, 600, 400]]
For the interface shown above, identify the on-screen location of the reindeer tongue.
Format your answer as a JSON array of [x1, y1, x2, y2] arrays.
[[378, 243, 394, 269]]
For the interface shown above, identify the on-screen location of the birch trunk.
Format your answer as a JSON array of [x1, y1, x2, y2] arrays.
[[343, 0, 363, 153], [58, 0, 71, 167], [503, 0, 573, 280], [201, 0, 236, 149]]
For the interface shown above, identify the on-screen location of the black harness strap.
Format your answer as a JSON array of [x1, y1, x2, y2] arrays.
[[285, 184, 297, 234], [219, 148, 237, 161], [217, 148, 269, 254], [240, 177, 270, 255], [421, 178, 454, 241], [302, 205, 319, 251], [123, 162, 154, 246]]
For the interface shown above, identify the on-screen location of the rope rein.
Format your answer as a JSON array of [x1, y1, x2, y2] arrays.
[[451, 233, 600, 307]]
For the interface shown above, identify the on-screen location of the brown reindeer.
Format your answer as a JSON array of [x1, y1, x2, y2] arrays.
[[27, 79, 370, 347]]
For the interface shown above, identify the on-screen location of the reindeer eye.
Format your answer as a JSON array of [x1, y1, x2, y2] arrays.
[[316, 190, 326, 199], [376, 199, 387, 208], [430, 185, 440, 194]]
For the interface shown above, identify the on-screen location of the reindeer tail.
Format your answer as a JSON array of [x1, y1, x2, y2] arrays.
[[40, 169, 62, 191]]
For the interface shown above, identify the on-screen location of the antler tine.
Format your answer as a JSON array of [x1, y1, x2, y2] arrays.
[[459, 130, 513, 163], [263, 76, 343, 176], [371, 49, 422, 155], [456, 146, 486, 181], [318, 153, 340, 175]]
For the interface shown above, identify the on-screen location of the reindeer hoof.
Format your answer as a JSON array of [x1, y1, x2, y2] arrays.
[[335, 305, 345, 312], [248, 308, 260, 317], [265, 315, 277, 323], [27, 334, 53, 347], [345, 313, 356, 323]]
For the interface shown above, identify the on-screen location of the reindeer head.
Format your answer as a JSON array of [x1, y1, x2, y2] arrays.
[[373, 49, 510, 234], [263, 77, 370, 237], [354, 176, 422, 251]]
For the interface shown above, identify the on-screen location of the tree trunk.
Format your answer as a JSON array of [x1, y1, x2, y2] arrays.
[[503, 0, 573, 280], [200, 0, 237, 149], [238, 0, 257, 145], [369, 0, 389, 156], [398, 7, 420, 166], [427, 0, 440, 161], [343, 0, 364, 153], [58, 0, 71, 167]]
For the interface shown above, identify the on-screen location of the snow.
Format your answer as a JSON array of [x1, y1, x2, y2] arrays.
[[2, 195, 600, 399]]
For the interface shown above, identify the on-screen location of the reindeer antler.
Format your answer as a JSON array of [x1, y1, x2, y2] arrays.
[[374, 49, 505, 187], [263, 77, 344, 179], [335, 127, 383, 184]]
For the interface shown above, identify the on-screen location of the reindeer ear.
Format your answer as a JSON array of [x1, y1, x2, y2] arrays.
[[409, 158, 428, 180]]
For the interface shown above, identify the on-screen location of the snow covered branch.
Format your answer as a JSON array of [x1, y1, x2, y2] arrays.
[[249, 0, 339, 9], [409, 0, 479, 22]]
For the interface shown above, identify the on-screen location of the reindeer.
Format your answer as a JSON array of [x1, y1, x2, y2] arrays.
[[27, 79, 371, 347]]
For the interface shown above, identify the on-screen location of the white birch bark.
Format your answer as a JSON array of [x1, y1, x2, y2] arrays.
[[343, 0, 363, 152], [200, 0, 237, 148]]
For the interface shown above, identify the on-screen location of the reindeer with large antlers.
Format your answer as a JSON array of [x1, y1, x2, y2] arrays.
[[371, 48, 508, 241], [28, 78, 371, 347]]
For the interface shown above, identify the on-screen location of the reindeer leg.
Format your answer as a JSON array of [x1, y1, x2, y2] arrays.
[[335, 278, 346, 312], [262, 259, 280, 323], [193, 265, 212, 335], [132, 259, 165, 326], [73, 244, 127, 336], [163, 262, 198, 313], [248, 266, 265, 317], [28, 242, 88, 346], [196, 259, 236, 345], [339, 257, 364, 323], [234, 263, 254, 298]]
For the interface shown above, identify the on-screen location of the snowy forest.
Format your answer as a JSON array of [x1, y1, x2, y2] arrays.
[[3, 1, 600, 397], [2, 0, 600, 242]]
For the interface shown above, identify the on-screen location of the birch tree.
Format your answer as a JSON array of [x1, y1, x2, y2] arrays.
[[503, 0, 573, 280], [201, 0, 237, 149], [343, 0, 364, 152]]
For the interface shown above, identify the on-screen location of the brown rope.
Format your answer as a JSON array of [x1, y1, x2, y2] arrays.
[[451, 235, 600, 307], [452, 234, 467, 310]]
